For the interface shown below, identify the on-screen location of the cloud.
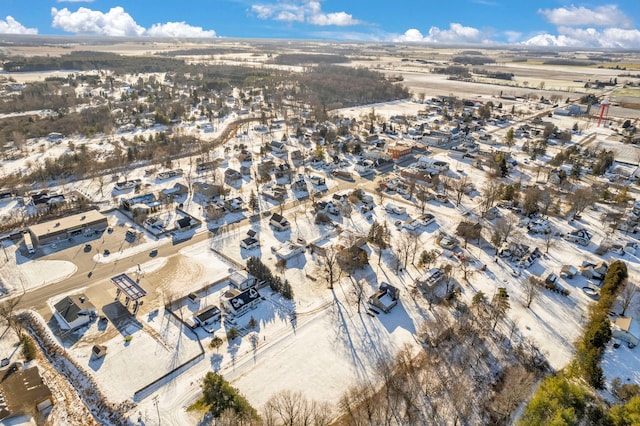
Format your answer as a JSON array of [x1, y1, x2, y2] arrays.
[[51, 7, 145, 36], [51, 7, 216, 38], [146, 22, 215, 38], [525, 5, 640, 48], [523, 27, 640, 48], [393, 23, 490, 44], [539, 5, 632, 29], [503, 31, 522, 44], [251, 1, 361, 26], [0, 16, 38, 35]]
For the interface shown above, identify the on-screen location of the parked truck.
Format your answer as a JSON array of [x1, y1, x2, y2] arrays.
[[332, 170, 354, 181]]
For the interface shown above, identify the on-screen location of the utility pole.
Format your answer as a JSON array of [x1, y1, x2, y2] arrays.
[[152, 395, 161, 425]]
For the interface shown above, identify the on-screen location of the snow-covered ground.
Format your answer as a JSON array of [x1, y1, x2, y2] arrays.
[[0, 84, 638, 424], [0, 241, 76, 294]]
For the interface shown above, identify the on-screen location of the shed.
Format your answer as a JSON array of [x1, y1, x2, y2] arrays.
[[92, 345, 108, 359]]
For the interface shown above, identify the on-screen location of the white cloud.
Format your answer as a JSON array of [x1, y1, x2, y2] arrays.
[[251, 1, 361, 26], [251, 5, 275, 20], [51, 7, 216, 38], [393, 23, 490, 44], [539, 5, 632, 29], [146, 22, 215, 38], [308, 11, 359, 26], [504, 31, 522, 44], [0, 16, 38, 35], [523, 27, 640, 49], [51, 7, 145, 36], [393, 29, 427, 42]]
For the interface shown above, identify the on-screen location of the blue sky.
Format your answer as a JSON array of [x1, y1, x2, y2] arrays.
[[1, 1, 639, 48]]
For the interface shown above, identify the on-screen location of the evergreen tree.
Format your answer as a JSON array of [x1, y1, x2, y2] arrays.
[[491, 287, 510, 330], [249, 190, 259, 212], [201, 372, 259, 420]]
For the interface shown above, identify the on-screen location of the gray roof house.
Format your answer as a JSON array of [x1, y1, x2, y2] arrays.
[[53, 295, 96, 330]]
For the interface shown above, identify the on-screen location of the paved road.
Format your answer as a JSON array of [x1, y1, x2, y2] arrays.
[[15, 173, 376, 312]]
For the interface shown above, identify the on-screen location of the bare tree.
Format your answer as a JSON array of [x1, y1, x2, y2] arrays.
[[491, 216, 517, 251], [353, 279, 366, 313], [439, 174, 452, 196], [263, 390, 332, 426], [458, 258, 475, 284], [0, 295, 23, 338], [321, 246, 342, 290], [543, 231, 556, 254], [619, 281, 639, 316], [524, 276, 540, 308], [416, 190, 431, 215], [479, 181, 500, 218], [568, 187, 596, 217], [452, 175, 472, 206], [396, 231, 413, 272]]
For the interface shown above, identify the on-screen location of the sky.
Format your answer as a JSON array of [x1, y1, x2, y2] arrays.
[[1, 1, 640, 48]]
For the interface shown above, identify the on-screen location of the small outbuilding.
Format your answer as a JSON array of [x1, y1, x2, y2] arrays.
[[92, 345, 108, 359], [369, 283, 399, 313], [611, 316, 639, 347]]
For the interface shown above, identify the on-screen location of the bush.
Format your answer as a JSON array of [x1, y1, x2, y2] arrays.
[[612, 378, 640, 402], [227, 327, 239, 341], [20, 334, 37, 361]]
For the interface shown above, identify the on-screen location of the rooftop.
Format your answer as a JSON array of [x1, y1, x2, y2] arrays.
[[29, 209, 106, 237]]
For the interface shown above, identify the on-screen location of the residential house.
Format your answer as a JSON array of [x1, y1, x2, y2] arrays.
[[290, 150, 303, 165], [240, 236, 260, 250], [275, 163, 292, 180], [292, 178, 308, 192], [176, 216, 197, 230], [611, 317, 639, 346], [160, 183, 188, 201], [269, 213, 290, 231], [560, 265, 578, 279], [121, 193, 160, 212], [229, 270, 257, 291], [270, 140, 287, 155], [193, 181, 223, 199], [224, 168, 242, 184], [205, 202, 226, 220], [221, 287, 262, 317], [580, 261, 608, 280], [416, 268, 445, 291], [272, 241, 305, 260], [240, 165, 252, 176], [238, 150, 253, 162], [224, 197, 244, 212], [0, 366, 53, 422], [565, 229, 593, 246], [194, 305, 221, 327], [53, 294, 96, 330], [369, 283, 400, 313], [416, 157, 450, 172]]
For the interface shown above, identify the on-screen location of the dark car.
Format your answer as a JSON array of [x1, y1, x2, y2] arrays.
[[103, 249, 110, 256], [149, 249, 158, 257], [84, 244, 92, 252]]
